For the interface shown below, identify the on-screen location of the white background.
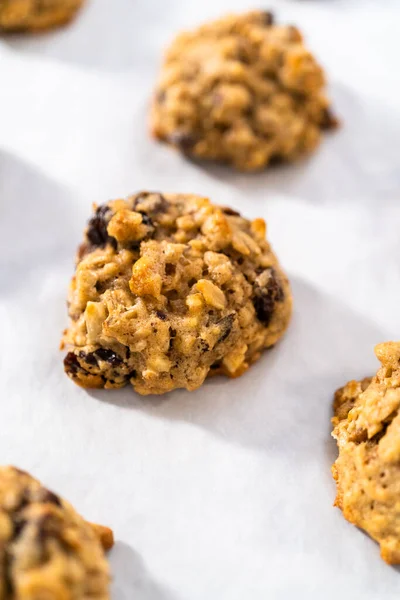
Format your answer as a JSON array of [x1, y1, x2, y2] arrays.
[[1, 0, 400, 598]]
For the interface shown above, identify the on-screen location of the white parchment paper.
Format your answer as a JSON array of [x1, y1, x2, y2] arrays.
[[1, 0, 400, 598]]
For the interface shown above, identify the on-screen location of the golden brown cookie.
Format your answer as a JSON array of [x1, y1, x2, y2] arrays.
[[0, 466, 113, 598], [151, 10, 337, 171], [332, 342, 400, 564], [62, 192, 292, 395], [0, 0, 84, 32]]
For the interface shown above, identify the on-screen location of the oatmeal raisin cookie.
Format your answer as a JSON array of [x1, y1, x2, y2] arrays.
[[0, 0, 84, 32], [332, 342, 400, 564], [0, 465, 113, 599], [62, 192, 292, 395], [151, 10, 337, 171]]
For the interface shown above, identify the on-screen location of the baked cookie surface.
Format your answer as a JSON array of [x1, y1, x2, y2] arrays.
[[62, 192, 292, 396], [151, 10, 337, 171], [332, 342, 400, 564], [0, 465, 112, 599], [0, 0, 84, 32]]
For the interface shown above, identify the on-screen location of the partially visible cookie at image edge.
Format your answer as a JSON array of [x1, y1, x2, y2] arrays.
[[0, 465, 113, 598], [62, 191, 292, 396], [0, 0, 85, 32], [332, 342, 400, 564], [151, 10, 338, 171]]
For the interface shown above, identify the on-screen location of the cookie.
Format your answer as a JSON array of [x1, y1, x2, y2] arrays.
[[62, 192, 292, 396], [332, 342, 400, 564], [150, 10, 337, 171], [0, 466, 113, 598], [0, 0, 84, 32]]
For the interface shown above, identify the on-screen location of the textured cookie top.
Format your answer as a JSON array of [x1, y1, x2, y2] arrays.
[[332, 342, 400, 564], [0, 466, 112, 599], [62, 192, 292, 395], [151, 10, 337, 171], [0, 0, 84, 31]]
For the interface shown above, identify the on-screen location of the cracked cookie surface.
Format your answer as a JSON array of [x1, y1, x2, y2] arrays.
[[0, 0, 84, 32], [62, 192, 292, 395], [332, 342, 400, 564], [0, 466, 113, 599], [151, 10, 337, 171]]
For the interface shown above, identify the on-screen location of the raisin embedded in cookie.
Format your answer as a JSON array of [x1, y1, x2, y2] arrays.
[[150, 10, 337, 171], [0, 466, 113, 598], [0, 0, 84, 32], [62, 192, 292, 395], [332, 342, 400, 564]]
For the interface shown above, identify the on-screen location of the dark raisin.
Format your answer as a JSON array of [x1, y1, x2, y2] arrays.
[[168, 131, 198, 153], [39, 491, 62, 507], [261, 11, 274, 26], [291, 91, 307, 104], [86, 205, 117, 249], [236, 44, 251, 64], [128, 241, 141, 252], [151, 193, 169, 213], [14, 488, 30, 512], [216, 314, 235, 343], [252, 269, 284, 326], [139, 212, 154, 228], [80, 351, 98, 366], [320, 107, 339, 130], [132, 191, 150, 206], [269, 154, 285, 166], [36, 514, 59, 545], [152, 193, 169, 213], [199, 339, 210, 353], [94, 348, 122, 367], [274, 283, 284, 303], [156, 310, 167, 321], [132, 193, 169, 217], [13, 516, 27, 538], [215, 123, 230, 134], [64, 352, 80, 375], [222, 207, 240, 216]]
